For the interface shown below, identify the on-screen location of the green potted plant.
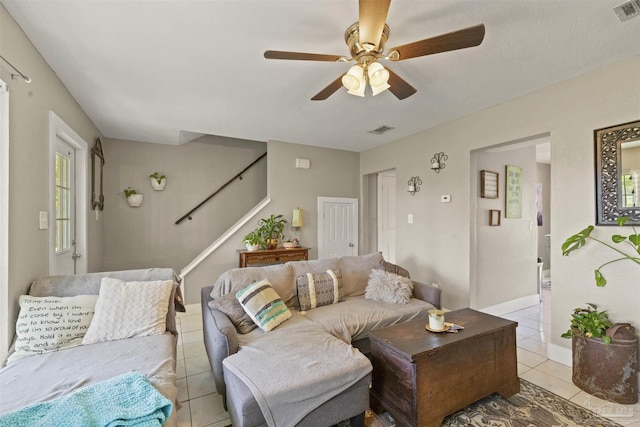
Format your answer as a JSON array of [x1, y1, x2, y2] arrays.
[[561, 303, 614, 345], [561, 303, 637, 404], [243, 230, 264, 251], [561, 216, 639, 287], [257, 214, 287, 249], [149, 172, 167, 191], [123, 187, 143, 207]]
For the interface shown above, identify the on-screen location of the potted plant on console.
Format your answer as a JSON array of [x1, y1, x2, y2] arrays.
[[243, 230, 264, 252], [560, 217, 639, 404], [257, 214, 287, 250]]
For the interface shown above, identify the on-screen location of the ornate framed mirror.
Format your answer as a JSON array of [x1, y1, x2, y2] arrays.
[[91, 138, 104, 211], [594, 120, 640, 225]]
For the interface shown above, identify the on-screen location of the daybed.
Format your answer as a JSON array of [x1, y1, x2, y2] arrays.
[[0, 268, 184, 427], [202, 252, 442, 427]]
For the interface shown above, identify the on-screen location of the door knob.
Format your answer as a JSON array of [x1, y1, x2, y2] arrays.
[[72, 253, 82, 260], [348, 243, 354, 247]]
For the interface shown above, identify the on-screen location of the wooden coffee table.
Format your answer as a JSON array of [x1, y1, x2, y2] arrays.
[[368, 308, 520, 427]]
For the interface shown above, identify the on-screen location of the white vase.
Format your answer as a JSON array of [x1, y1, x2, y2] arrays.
[[150, 177, 166, 191], [245, 243, 261, 251], [126, 194, 144, 207]]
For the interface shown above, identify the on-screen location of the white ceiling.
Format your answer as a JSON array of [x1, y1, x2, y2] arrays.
[[3, 0, 640, 152]]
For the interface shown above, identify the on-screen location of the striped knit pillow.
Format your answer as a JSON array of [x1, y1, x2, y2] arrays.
[[296, 269, 343, 311], [236, 279, 291, 332]]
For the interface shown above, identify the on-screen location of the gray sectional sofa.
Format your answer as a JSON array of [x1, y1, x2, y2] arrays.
[[201, 252, 442, 427]]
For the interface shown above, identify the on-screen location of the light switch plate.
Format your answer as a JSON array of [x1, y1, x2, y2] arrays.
[[408, 214, 414, 224], [39, 211, 48, 230], [441, 195, 451, 203]]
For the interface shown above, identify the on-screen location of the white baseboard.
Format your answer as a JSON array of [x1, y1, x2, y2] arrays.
[[478, 294, 540, 317]]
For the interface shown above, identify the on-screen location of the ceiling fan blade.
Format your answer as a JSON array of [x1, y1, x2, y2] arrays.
[[311, 76, 344, 101], [264, 50, 344, 62], [359, 0, 391, 50], [387, 68, 417, 100], [387, 24, 485, 61]]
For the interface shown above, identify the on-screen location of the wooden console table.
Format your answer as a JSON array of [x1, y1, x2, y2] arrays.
[[237, 247, 309, 268], [369, 308, 519, 427]]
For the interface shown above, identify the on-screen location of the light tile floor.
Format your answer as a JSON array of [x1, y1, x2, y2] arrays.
[[175, 287, 640, 426]]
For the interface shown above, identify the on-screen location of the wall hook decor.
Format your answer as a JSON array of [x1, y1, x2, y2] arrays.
[[430, 152, 448, 173], [407, 176, 422, 196]]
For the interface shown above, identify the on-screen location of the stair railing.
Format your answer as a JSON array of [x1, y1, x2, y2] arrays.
[[175, 152, 266, 225]]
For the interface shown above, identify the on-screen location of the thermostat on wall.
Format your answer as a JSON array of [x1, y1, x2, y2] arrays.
[[295, 158, 310, 169]]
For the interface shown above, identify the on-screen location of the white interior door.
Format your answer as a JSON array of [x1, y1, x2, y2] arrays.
[[318, 197, 358, 259], [0, 79, 10, 361], [49, 112, 87, 276], [377, 170, 396, 263]]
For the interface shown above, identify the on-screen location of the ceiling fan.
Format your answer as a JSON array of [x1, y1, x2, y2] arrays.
[[264, 0, 485, 101]]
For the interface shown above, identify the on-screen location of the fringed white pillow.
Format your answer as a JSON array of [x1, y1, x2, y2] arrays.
[[365, 269, 414, 304]]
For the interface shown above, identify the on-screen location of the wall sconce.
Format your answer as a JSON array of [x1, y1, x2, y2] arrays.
[[430, 152, 448, 173], [292, 208, 304, 230], [407, 177, 422, 196]]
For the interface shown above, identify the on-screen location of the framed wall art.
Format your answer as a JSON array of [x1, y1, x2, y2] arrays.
[[505, 165, 522, 219], [489, 209, 501, 226], [480, 170, 499, 199]]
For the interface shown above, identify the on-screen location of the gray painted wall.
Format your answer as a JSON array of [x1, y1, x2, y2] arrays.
[[102, 136, 267, 274], [183, 139, 360, 304], [1, 4, 103, 359], [360, 56, 640, 361]]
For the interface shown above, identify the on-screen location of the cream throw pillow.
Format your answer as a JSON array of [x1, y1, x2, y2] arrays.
[[8, 294, 98, 365], [82, 278, 173, 344]]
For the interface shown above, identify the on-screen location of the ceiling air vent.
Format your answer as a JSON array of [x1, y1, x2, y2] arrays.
[[368, 125, 395, 135], [614, 0, 640, 22]]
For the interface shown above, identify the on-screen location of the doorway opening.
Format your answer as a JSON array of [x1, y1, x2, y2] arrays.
[[377, 170, 396, 263], [469, 133, 552, 314]]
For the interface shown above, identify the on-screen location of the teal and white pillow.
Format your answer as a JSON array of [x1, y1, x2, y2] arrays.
[[236, 279, 291, 332]]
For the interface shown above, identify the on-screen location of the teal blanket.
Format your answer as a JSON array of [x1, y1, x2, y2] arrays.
[[0, 372, 173, 427]]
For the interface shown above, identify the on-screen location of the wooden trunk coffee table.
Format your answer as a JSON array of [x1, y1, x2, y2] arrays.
[[368, 308, 520, 427]]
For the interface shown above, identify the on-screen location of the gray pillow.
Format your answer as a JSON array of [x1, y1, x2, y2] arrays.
[[208, 292, 257, 334], [365, 269, 414, 304]]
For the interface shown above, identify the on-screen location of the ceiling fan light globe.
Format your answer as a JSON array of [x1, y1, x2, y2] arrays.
[[368, 62, 390, 86], [342, 65, 364, 90], [342, 74, 360, 91], [347, 83, 366, 97], [371, 82, 390, 96]]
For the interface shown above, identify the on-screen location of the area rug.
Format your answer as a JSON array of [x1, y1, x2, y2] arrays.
[[359, 379, 624, 427]]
